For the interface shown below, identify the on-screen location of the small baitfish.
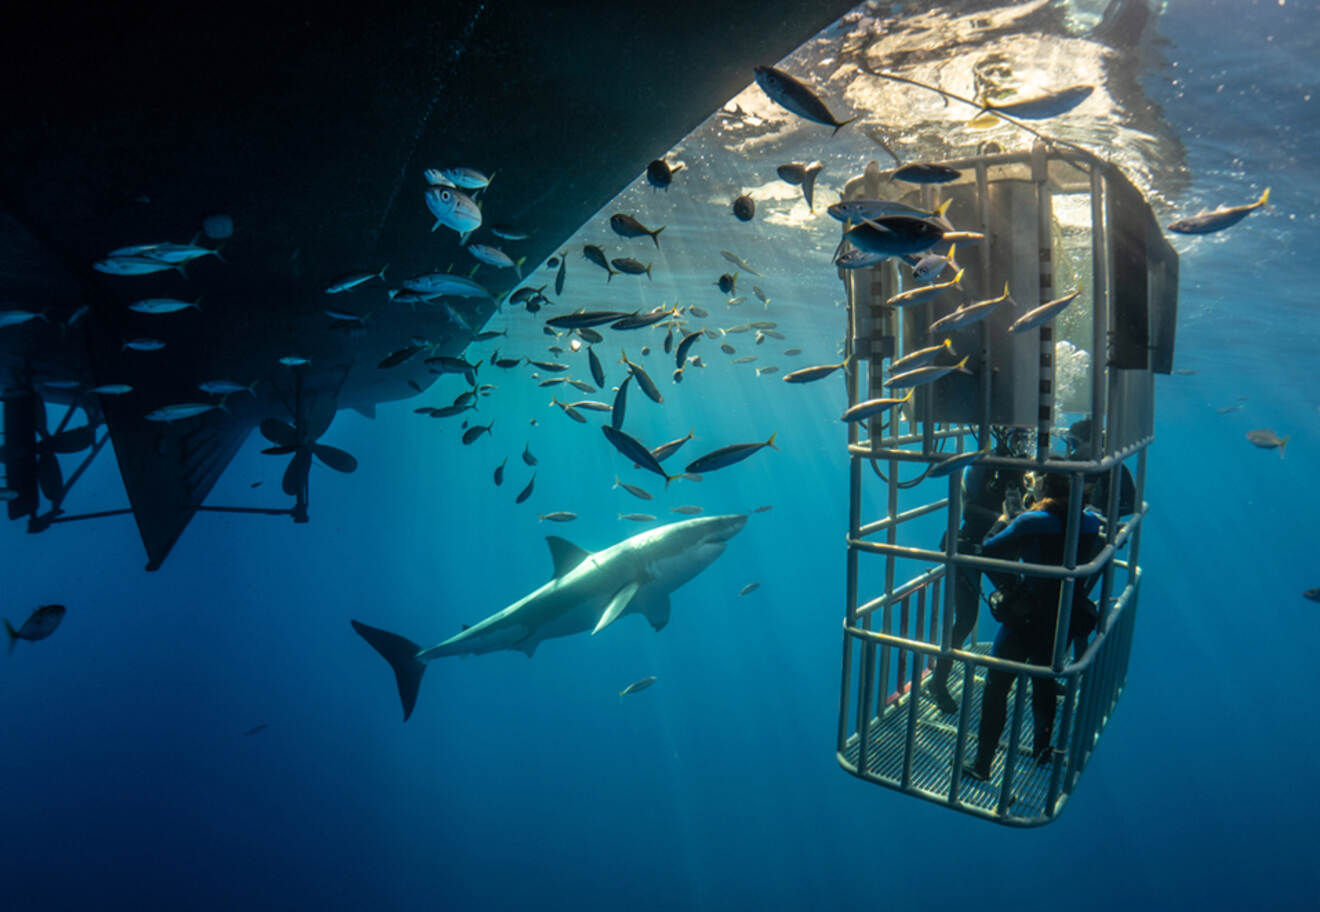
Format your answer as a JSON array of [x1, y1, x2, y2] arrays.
[[609, 213, 665, 248], [753, 64, 856, 134], [326, 264, 389, 294], [425, 166, 492, 190], [684, 434, 777, 474], [781, 362, 845, 384], [424, 185, 482, 234], [122, 338, 166, 351], [1245, 429, 1288, 457], [128, 297, 201, 315], [929, 284, 1011, 334], [1167, 188, 1270, 235], [885, 357, 971, 390], [840, 391, 913, 424], [5, 604, 66, 655], [0, 309, 48, 329], [145, 402, 222, 422], [889, 339, 955, 374], [928, 448, 991, 479], [886, 269, 964, 308], [618, 676, 658, 698], [892, 162, 961, 184], [1008, 289, 1081, 334], [646, 159, 682, 190]]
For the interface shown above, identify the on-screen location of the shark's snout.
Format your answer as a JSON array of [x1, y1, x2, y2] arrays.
[[703, 513, 748, 543]]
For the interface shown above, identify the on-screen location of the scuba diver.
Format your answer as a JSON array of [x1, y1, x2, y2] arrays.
[[928, 426, 1029, 715], [1066, 418, 1137, 520], [961, 470, 1103, 781]]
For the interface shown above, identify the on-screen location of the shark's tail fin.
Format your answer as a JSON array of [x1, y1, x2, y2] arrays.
[[351, 620, 426, 722]]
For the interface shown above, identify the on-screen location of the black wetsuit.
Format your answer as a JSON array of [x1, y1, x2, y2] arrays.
[[969, 507, 1101, 771], [932, 462, 1024, 697]]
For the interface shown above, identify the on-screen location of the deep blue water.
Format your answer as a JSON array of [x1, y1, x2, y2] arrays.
[[4, 1, 1320, 909]]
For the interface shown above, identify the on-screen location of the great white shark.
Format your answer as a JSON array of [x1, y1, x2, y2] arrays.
[[352, 513, 748, 720]]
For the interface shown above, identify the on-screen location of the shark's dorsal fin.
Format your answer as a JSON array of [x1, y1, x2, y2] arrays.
[[592, 582, 640, 635], [546, 536, 591, 578]]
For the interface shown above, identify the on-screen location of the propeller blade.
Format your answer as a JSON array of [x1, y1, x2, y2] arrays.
[[312, 444, 358, 474], [305, 396, 337, 442], [282, 448, 312, 497], [261, 445, 298, 456], [33, 392, 48, 438], [260, 418, 297, 447], [46, 425, 95, 454], [37, 451, 64, 503]]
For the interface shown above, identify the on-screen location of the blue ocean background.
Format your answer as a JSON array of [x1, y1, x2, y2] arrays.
[[4, 1, 1319, 909]]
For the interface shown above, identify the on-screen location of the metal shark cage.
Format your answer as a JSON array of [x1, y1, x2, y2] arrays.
[[835, 142, 1177, 826]]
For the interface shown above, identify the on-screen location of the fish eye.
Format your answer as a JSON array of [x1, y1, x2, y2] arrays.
[[442, 190, 452, 201]]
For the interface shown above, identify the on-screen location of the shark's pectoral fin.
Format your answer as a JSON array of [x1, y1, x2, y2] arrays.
[[637, 590, 671, 632], [518, 638, 538, 657], [592, 581, 640, 635], [546, 536, 592, 578]]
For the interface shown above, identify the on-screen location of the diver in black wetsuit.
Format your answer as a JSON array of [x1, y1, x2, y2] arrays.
[[961, 471, 1102, 781], [1067, 418, 1137, 520], [928, 427, 1028, 715]]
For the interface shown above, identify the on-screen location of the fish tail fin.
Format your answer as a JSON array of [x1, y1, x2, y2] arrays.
[[645, 264, 653, 281], [5, 619, 16, 656], [192, 297, 203, 312], [766, 432, 779, 450], [956, 356, 972, 374], [651, 226, 665, 248], [514, 257, 526, 280], [1257, 187, 1271, 208], [217, 395, 232, 415], [936, 199, 953, 218], [211, 246, 229, 264], [832, 115, 859, 136], [350, 620, 427, 722], [612, 475, 621, 489], [952, 268, 965, 285], [174, 263, 189, 278], [607, 267, 615, 283], [1280, 435, 1289, 459], [378, 263, 390, 281]]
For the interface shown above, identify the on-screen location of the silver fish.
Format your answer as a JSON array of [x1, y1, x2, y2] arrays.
[[840, 391, 913, 423], [128, 297, 200, 315], [425, 166, 492, 189], [122, 338, 166, 351], [1168, 188, 1270, 235], [929, 284, 1011, 333], [889, 339, 955, 374], [1008, 289, 1081, 334], [326, 265, 389, 294], [0, 310, 48, 329], [753, 65, 855, 134], [145, 402, 221, 422], [618, 676, 658, 697], [719, 250, 760, 276], [885, 269, 964, 308], [424, 185, 482, 234], [613, 476, 653, 500], [538, 512, 578, 523], [885, 357, 971, 389], [1246, 429, 1288, 457]]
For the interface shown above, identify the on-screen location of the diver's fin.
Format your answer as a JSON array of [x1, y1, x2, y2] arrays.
[[546, 536, 591, 578], [350, 620, 426, 722], [592, 582, 640, 635]]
